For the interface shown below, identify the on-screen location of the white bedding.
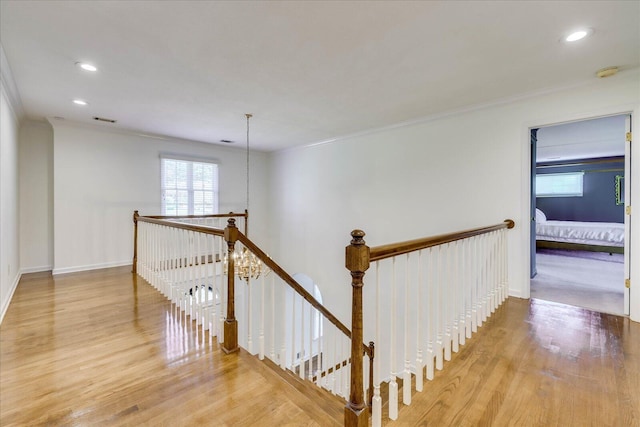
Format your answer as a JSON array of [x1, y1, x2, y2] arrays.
[[536, 220, 625, 247]]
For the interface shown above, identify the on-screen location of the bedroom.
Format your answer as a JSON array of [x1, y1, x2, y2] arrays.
[[531, 114, 629, 316]]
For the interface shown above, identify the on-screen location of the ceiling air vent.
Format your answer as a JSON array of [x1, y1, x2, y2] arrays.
[[93, 116, 117, 123]]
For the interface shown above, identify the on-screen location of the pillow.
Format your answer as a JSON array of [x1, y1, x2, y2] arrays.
[[535, 208, 547, 223]]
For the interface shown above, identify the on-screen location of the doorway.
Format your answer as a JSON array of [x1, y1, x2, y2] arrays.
[[530, 114, 631, 316]]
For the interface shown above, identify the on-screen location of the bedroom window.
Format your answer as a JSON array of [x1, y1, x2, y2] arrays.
[[161, 157, 219, 215], [536, 172, 584, 197]]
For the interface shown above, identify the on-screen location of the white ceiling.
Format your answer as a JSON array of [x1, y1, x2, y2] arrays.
[[1, 1, 638, 152], [537, 115, 628, 162]]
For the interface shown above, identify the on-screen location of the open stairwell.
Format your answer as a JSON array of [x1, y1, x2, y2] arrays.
[[133, 212, 516, 426], [241, 349, 345, 425]]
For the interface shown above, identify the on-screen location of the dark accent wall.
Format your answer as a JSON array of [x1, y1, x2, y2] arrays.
[[536, 157, 624, 223]]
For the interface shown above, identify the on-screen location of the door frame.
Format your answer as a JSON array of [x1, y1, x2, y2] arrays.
[[522, 109, 634, 317]]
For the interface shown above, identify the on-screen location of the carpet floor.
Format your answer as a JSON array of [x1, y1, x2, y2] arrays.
[[531, 249, 625, 315]]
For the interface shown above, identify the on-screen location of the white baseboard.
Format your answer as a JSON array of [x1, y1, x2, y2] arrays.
[[0, 271, 22, 325], [20, 265, 53, 274], [508, 289, 525, 299], [52, 260, 132, 275]]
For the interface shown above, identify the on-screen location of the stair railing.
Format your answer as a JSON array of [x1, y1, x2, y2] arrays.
[[133, 211, 374, 426], [349, 219, 515, 426]]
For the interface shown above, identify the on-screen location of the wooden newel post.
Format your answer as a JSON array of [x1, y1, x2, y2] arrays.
[[345, 230, 370, 427], [223, 218, 239, 354], [132, 210, 139, 274]]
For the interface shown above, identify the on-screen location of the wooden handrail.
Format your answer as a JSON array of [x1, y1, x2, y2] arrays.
[[136, 216, 226, 236], [144, 212, 247, 220], [149, 211, 249, 235], [369, 219, 515, 262]]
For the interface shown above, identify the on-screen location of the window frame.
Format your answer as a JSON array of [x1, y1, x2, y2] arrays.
[[160, 156, 219, 216], [535, 171, 584, 198]]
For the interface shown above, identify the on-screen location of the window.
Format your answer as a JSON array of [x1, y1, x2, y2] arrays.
[[536, 172, 584, 197], [161, 157, 218, 215]]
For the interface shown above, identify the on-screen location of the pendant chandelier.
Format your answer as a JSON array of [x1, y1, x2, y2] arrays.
[[227, 114, 269, 282]]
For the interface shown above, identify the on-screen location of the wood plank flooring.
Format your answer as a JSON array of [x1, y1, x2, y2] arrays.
[[384, 298, 640, 426], [0, 267, 342, 426], [2, 267, 639, 426]]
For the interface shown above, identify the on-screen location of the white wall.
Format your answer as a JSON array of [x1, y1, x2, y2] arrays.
[[19, 121, 53, 273], [0, 81, 20, 322], [268, 70, 640, 327], [49, 122, 269, 274]]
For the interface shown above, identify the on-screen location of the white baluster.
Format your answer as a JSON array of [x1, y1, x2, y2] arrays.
[[482, 233, 489, 323], [444, 243, 453, 362], [502, 229, 508, 303], [219, 234, 225, 344], [270, 274, 276, 361], [290, 293, 296, 370], [330, 328, 336, 394], [316, 315, 324, 387], [465, 237, 474, 338], [259, 272, 265, 360], [458, 239, 467, 346], [280, 282, 287, 369], [207, 234, 214, 337], [299, 295, 305, 380], [435, 246, 444, 371], [247, 273, 253, 354], [389, 257, 398, 420], [451, 242, 460, 354], [476, 236, 483, 329], [426, 248, 435, 381], [196, 231, 202, 326], [372, 261, 382, 427], [341, 336, 348, 398], [308, 303, 313, 382], [403, 253, 411, 405], [415, 250, 423, 393]]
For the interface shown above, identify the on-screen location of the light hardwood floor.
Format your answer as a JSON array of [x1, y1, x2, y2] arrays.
[[1, 267, 639, 426], [0, 267, 342, 426]]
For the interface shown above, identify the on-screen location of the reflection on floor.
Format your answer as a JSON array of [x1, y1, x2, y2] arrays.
[[531, 248, 624, 315]]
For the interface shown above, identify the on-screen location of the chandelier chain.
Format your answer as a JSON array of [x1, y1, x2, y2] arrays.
[[245, 113, 252, 216]]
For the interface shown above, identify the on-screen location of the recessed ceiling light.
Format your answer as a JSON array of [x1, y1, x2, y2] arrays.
[[565, 28, 593, 42], [73, 99, 88, 106], [76, 62, 97, 72]]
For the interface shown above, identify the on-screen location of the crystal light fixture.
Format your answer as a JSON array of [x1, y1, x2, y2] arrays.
[[226, 114, 269, 282]]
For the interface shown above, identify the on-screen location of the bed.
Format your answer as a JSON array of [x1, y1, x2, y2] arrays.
[[535, 208, 625, 254]]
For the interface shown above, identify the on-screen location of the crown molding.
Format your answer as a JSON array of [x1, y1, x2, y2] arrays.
[[0, 42, 25, 120], [46, 116, 252, 155], [281, 67, 640, 155]]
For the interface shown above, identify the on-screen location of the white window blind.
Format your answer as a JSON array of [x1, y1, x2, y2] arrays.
[[161, 158, 219, 215], [536, 172, 584, 197]]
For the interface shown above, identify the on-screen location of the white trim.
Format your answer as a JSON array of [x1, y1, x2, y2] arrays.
[[20, 265, 53, 274], [508, 290, 525, 299], [46, 117, 251, 153], [159, 152, 220, 164], [52, 260, 132, 276], [0, 43, 24, 119], [521, 104, 639, 321], [0, 272, 21, 325]]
